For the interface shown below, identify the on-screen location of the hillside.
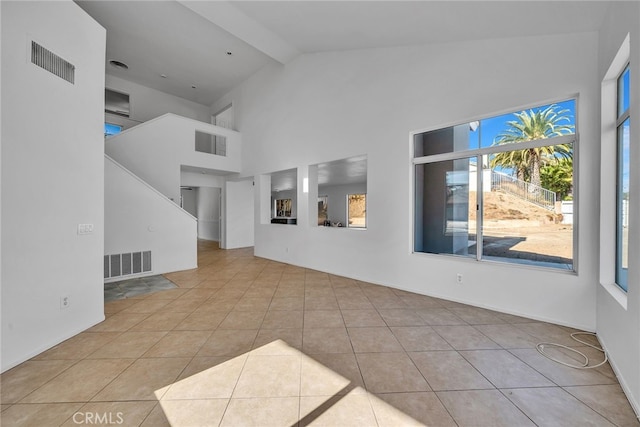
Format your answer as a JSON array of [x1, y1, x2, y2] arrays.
[[469, 191, 560, 223], [468, 190, 572, 264]]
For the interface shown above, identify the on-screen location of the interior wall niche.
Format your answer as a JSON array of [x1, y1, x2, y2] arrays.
[[313, 155, 367, 229], [270, 168, 298, 225]]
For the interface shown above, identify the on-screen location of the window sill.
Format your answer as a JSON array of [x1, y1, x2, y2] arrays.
[[270, 217, 297, 225], [600, 281, 628, 310], [316, 225, 367, 230], [411, 251, 577, 275]]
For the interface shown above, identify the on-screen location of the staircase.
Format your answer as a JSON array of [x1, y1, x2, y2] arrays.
[[105, 113, 242, 204], [104, 114, 243, 280], [104, 155, 197, 281]]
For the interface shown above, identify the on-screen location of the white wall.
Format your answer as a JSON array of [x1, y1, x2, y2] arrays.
[[213, 31, 601, 330], [318, 183, 367, 226], [181, 171, 225, 242], [105, 74, 211, 130], [106, 114, 242, 203], [225, 180, 254, 249], [197, 187, 221, 241], [596, 1, 640, 415], [105, 157, 197, 279], [214, 104, 235, 130], [181, 188, 197, 217], [179, 186, 221, 241], [1, 1, 106, 371], [181, 171, 225, 188], [0, 0, 3, 373]]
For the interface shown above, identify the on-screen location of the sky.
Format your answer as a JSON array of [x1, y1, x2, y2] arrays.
[[105, 123, 122, 136], [618, 67, 631, 194], [471, 99, 576, 150], [457, 69, 627, 186], [619, 66, 630, 114], [466, 99, 577, 176]]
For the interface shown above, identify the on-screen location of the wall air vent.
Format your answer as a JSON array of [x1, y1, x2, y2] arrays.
[[104, 251, 152, 279], [31, 41, 75, 84]]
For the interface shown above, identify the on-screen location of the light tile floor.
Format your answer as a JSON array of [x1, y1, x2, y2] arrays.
[[2, 240, 639, 426]]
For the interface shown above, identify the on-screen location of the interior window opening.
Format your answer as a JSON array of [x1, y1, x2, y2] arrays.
[[269, 168, 298, 225], [105, 88, 130, 117], [312, 155, 367, 229]]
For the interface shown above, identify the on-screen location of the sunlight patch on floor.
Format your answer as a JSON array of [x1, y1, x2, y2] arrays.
[[154, 339, 424, 426]]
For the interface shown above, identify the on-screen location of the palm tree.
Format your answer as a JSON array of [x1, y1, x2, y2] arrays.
[[490, 104, 574, 189], [541, 158, 573, 200], [490, 149, 530, 182]]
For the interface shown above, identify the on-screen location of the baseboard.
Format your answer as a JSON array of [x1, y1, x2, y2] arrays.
[[253, 252, 594, 332], [597, 334, 640, 420]]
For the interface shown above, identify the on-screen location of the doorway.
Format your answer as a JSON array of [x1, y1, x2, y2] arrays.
[[180, 186, 222, 242]]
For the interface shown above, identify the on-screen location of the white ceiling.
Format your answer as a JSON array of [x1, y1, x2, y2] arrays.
[[76, 1, 611, 107], [76, 0, 275, 105], [232, 1, 610, 53]]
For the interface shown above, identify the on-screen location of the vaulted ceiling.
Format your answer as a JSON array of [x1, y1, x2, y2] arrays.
[[76, 1, 611, 106]]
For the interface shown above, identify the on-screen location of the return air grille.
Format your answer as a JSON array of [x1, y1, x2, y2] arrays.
[[31, 41, 75, 84], [104, 251, 152, 279]]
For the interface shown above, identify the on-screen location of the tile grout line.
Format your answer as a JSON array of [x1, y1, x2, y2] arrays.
[[4, 243, 635, 426]]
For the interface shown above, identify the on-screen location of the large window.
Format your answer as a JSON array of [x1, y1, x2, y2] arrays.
[[616, 65, 630, 291], [413, 100, 576, 270]]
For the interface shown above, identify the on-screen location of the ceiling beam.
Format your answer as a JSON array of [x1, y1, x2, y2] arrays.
[[178, 0, 300, 64]]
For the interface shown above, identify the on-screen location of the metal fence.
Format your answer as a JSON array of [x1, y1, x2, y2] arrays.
[[491, 170, 556, 211]]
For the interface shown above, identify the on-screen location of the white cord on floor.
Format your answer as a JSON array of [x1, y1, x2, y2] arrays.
[[536, 332, 608, 369]]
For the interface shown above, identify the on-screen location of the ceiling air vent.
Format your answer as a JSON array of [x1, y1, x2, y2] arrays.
[[31, 41, 75, 84]]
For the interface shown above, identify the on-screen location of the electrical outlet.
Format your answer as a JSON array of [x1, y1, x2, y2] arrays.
[[456, 273, 463, 284], [60, 296, 70, 309], [77, 223, 94, 235]]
